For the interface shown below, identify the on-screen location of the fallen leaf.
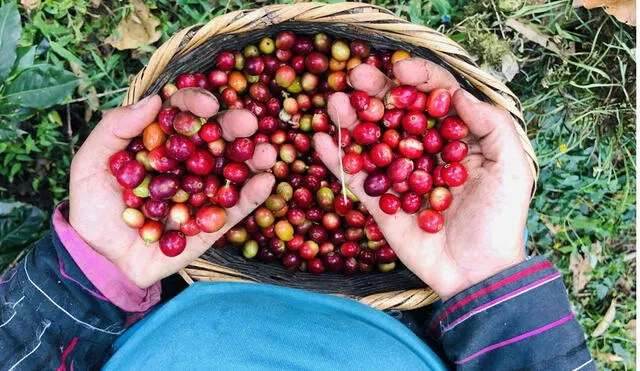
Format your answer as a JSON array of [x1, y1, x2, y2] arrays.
[[592, 298, 616, 337], [105, 0, 161, 51], [505, 18, 572, 56], [70, 62, 99, 121], [501, 53, 519, 82], [598, 353, 624, 363], [569, 253, 592, 292], [626, 319, 635, 339], [579, 0, 635, 26], [91, 0, 102, 7], [20, 0, 40, 12]]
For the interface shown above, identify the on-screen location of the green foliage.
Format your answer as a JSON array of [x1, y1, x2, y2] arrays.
[[0, 201, 45, 270], [5, 64, 79, 108], [0, 2, 21, 80]]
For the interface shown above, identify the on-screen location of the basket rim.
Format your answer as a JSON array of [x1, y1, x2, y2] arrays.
[[122, 2, 539, 311]]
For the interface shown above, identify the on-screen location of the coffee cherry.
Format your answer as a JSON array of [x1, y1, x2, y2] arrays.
[[159, 230, 187, 257], [173, 111, 203, 136], [109, 150, 134, 176], [426, 88, 452, 118], [408, 92, 427, 111], [352, 122, 381, 145], [314, 33, 331, 53], [123, 189, 144, 208], [116, 161, 146, 189], [440, 116, 469, 140], [165, 134, 195, 161], [387, 157, 414, 182], [441, 162, 468, 187], [382, 129, 401, 148], [305, 52, 329, 74], [408, 170, 433, 195], [384, 86, 417, 109], [382, 109, 404, 129], [331, 40, 351, 61], [379, 193, 401, 215], [168, 203, 191, 225], [307, 257, 325, 275], [180, 218, 201, 236], [139, 220, 163, 243], [422, 129, 443, 154], [376, 245, 397, 264], [342, 153, 364, 174], [369, 142, 394, 168], [432, 164, 446, 187], [401, 111, 428, 135], [142, 199, 169, 220], [429, 186, 452, 211], [357, 97, 384, 122], [401, 192, 422, 214], [414, 155, 436, 173], [216, 184, 239, 208], [122, 208, 145, 228], [149, 174, 180, 200], [398, 137, 424, 159], [215, 51, 235, 71], [441, 141, 468, 162], [186, 149, 214, 175], [176, 73, 197, 89], [196, 206, 227, 233], [418, 209, 444, 233], [363, 171, 392, 197]]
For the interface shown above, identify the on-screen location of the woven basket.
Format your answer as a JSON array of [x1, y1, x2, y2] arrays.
[[123, 3, 539, 311]]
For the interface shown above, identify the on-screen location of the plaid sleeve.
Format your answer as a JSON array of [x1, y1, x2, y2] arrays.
[[428, 256, 595, 370], [0, 205, 161, 370]]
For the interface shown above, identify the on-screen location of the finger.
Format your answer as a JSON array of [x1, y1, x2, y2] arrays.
[[247, 143, 277, 172], [217, 109, 259, 141], [348, 64, 393, 98], [327, 92, 359, 131], [164, 88, 220, 118], [312, 132, 413, 248], [393, 58, 459, 93], [452, 89, 525, 165]]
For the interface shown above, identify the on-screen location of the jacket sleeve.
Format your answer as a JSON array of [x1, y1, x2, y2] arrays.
[[427, 256, 595, 370], [0, 202, 161, 370]]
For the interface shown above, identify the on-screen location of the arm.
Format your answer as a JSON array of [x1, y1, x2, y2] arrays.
[[0, 89, 276, 369], [0, 204, 159, 370], [314, 59, 594, 369]]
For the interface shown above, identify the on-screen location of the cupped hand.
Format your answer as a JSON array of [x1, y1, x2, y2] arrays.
[[314, 59, 534, 300], [69, 89, 276, 289]]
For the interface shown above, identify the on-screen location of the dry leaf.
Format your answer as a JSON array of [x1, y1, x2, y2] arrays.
[[501, 53, 520, 82], [579, 0, 635, 26], [626, 319, 636, 339], [598, 353, 624, 363], [592, 298, 617, 337], [70, 62, 99, 121], [105, 0, 161, 50], [20, 0, 40, 12], [505, 18, 572, 56], [91, 0, 102, 7], [569, 253, 592, 292]]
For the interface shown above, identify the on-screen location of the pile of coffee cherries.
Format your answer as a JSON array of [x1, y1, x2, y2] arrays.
[[110, 31, 469, 275], [342, 86, 468, 234]]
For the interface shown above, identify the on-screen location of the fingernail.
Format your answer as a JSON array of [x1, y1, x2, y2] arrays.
[[131, 95, 152, 109], [462, 89, 480, 103]]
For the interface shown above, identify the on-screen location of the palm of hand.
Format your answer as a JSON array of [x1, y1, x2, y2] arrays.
[[69, 91, 276, 289]]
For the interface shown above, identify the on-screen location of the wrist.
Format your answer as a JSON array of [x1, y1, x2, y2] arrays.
[[432, 255, 525, 302]]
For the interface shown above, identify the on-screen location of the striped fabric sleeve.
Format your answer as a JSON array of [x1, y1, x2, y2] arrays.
[[428, 256, 595, 370]]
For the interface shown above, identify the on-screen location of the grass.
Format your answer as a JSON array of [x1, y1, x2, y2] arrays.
[[0, 0, 635, 368]]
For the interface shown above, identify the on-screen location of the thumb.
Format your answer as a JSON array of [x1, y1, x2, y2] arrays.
[[452, 89, 524, 165]]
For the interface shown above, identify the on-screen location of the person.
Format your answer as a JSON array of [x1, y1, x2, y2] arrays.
[[0, 58, 594, 370]]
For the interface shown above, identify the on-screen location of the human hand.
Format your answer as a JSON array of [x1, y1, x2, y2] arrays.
[[69, 89, 276, 289], [313, 59, 534, 300]]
